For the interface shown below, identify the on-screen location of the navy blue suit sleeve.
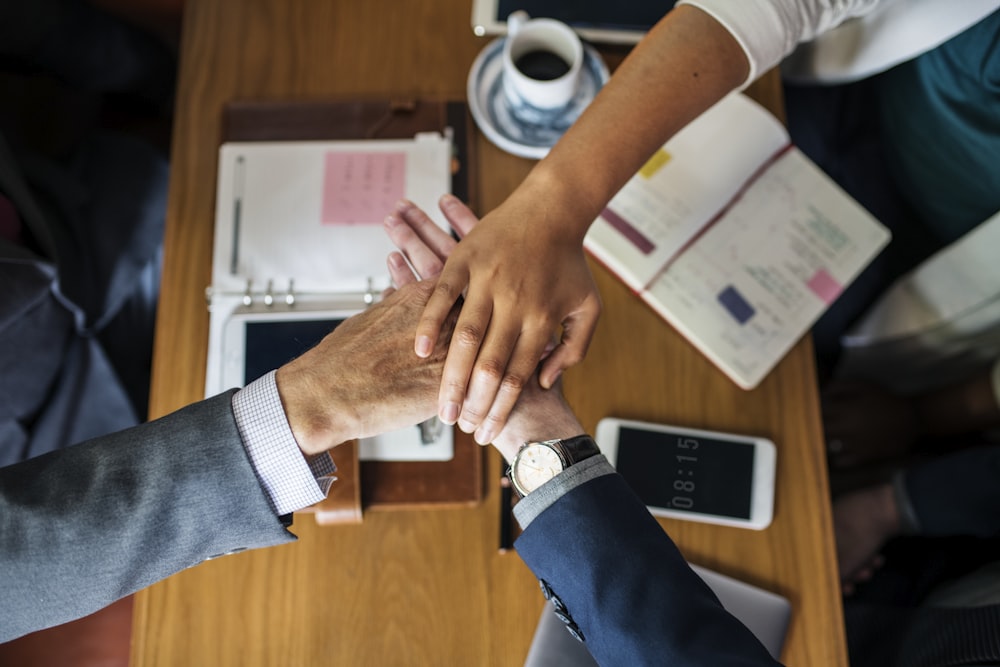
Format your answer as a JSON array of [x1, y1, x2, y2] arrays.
[[515, 473, 781, 666]]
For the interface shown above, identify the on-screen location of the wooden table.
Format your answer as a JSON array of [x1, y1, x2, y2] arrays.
[[134, 0, 847, 664]]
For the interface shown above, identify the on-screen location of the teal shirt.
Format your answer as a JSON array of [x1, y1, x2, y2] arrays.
[[878, 9, 1000, 243]]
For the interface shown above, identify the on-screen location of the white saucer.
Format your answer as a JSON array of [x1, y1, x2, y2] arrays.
[[467, 38, 610, 159]]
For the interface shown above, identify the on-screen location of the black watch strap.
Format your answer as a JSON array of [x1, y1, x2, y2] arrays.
[[556, 434, 601, 465]]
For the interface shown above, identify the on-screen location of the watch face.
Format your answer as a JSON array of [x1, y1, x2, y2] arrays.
[[513, 443, 564, 494]]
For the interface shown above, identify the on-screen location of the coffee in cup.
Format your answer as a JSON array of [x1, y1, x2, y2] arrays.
[[502, 11, 583, 121], [515, 49, 572, 81]]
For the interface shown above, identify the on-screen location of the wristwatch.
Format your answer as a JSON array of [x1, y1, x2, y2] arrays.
[[507, 435, 601, 498]]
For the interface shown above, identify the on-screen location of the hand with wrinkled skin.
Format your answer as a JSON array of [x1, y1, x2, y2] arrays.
[[275, 280, 455, 455]]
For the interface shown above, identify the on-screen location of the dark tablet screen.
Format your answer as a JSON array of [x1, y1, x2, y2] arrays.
[[243, 318, 344, 384], [496, 0, 672, 33]]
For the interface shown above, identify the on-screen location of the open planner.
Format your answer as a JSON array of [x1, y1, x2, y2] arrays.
[[205, 130, 454, 461], [585, 92, 891, 389]]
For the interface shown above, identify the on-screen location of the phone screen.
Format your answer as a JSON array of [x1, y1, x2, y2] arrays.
[[243, 318, 344, 384], [616, 426, 755, 520]]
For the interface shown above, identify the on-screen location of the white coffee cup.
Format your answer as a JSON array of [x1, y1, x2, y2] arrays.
[[502, 11, 583, 121]]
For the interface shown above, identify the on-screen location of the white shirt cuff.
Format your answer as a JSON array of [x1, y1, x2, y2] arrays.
[[232, 371, 336, 516]]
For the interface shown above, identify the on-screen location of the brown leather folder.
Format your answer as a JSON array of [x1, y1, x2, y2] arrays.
[[221, 98, 484, 521]]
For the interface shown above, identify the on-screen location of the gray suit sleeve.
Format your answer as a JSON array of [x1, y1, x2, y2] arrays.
[[0, 391, 296, 642]]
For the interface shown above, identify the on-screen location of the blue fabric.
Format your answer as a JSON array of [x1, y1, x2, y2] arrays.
[[0, 0, 173, 466], [878, 8, 1000, 244], [0, 127, 167, 466], [515, 473, 779, 666]]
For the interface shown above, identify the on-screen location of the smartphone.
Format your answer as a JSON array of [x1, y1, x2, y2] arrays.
[[595, 418, 776, 530]]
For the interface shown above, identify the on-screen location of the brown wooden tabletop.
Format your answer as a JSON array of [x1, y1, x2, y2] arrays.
[[134, 1, 846, 664]]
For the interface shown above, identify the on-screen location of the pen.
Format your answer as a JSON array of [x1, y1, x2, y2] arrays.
[[230, 155, 245, 275]]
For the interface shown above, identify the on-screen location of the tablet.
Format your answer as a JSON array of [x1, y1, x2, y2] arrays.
[[471, 0, 672, 45], [220, 307, 358, 390]]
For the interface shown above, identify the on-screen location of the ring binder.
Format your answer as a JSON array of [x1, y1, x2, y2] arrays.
[[205, 278, 379, 312], [203, 113, 460, 472]]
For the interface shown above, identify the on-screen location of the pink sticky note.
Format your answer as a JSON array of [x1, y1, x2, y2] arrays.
[[322, 151, 407, 225], [807, 268, 842, 304]]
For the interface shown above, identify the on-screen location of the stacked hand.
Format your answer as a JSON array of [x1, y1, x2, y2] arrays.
[[275, 279, 456, 456], [398, 193, 600, 446], [384, 196, 586, 461]]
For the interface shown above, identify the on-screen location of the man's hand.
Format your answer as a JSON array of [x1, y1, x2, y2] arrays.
[[274, 280, 455, 455], [402, 193, 601, 445]]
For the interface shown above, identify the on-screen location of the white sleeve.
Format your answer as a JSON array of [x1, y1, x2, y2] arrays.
[[677, 0, 882, 86]]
